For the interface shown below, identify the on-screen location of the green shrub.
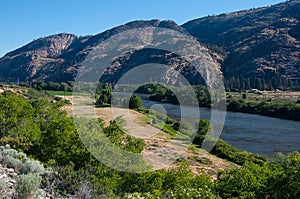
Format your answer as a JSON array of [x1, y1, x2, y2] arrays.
[[211, 140, 267, 165], [16, 173, 42, 199], [165, 186, 221, 199], [0, 179, 8, 197], [0, 145, 23, 169], [129, 95, 142, 109], [77, 180, 93, 199], [0, 145, 45, 174], [103, 118, 146, 153], [19, 159, 45, 175], [6, 157, 22, 171], [0, 135, 33, 151], [267, 152, 300, 198], [124, 192, 157, 199], [216, 152, 300, 199], [216, 163, 268, 198]]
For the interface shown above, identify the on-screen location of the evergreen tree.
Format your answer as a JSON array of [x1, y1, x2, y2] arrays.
[[246, 78, 251, 89], [255, 78, 262, 90], [262, 78, 266, 90]]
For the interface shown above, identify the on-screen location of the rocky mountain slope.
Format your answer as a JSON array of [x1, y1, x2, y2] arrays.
[[0, 0, 299, 89], [0, 33, 76, 82], [183, 0, 300, 89], [0, 20, 201, 84]]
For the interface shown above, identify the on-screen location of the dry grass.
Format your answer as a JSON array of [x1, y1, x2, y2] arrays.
[[228, 91, 300, 102]]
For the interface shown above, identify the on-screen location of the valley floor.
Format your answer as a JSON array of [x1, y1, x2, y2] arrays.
[[64, 95, 236, 179]]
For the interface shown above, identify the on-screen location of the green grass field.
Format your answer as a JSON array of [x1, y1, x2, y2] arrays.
[[45, 90, 88, 96]]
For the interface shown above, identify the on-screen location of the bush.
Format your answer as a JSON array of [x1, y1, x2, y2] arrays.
[[165, 186, 221, 199], [19, 159, 45, 175], [216, 152, 300, 199], [124, 192, 158, 199], [0, 145, 45, 174], [104, 119, 146, 153], [95, 84, 112, 106], [77, 180, 93, 199], [193, 119, 212, 146], [16, 173, 42, 199], [268, 152, 300, 198], [216, 163, 268, 198], [0, 135, 33, 151], [0, 145, 24, 170], [211, 140, 267, 165], [6, 158, 22, 172], [0, 179, 8, 197]]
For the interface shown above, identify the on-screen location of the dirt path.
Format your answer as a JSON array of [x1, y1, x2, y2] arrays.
[[65, 95, 236, 178]]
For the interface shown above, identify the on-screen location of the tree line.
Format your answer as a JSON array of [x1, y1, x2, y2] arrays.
[[224, 76, 300, 91], [227, 99, 300, 121]]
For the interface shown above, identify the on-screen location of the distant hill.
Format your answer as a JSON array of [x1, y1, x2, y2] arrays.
[[0, 0, 299, 90]]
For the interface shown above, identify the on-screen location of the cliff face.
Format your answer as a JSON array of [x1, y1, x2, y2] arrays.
[[0, 1, 299, 89], [183, 0, 300, 87]]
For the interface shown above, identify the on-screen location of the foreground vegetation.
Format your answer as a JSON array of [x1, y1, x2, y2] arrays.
[[0, 145, 44, 198], [0, 89, 299, 198]]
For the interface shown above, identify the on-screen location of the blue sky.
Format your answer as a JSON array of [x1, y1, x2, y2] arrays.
[[0, 0, 285, 57]]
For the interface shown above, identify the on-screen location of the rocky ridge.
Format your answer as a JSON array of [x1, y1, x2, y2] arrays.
[[0, 1, 299, 89], [183, 0, 300, 86]]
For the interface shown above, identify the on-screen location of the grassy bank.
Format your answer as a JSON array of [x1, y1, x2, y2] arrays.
[[227, 99, 300, 121]]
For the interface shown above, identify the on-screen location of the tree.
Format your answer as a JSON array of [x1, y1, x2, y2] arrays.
[[96, 84, 112, 106], [129, 95, 142, 109], [246, 78, 251, 89], [255, 77, 262, 90], [0, 91, 40, 150]]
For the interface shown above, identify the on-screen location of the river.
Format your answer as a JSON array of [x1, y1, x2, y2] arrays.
[[141, 99, 300, 157]]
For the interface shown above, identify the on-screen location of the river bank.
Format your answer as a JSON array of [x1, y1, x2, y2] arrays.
[[141, 99, 300, 157]]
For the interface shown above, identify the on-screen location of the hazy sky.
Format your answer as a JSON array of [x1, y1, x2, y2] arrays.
[[0, 0, 285, 56]]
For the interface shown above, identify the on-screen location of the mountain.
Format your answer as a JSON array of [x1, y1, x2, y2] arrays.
[[183, 0, 300, 89], [0, 0, 299, 89], [0, 33, 76, 82], [0, 20, 202, 84]]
